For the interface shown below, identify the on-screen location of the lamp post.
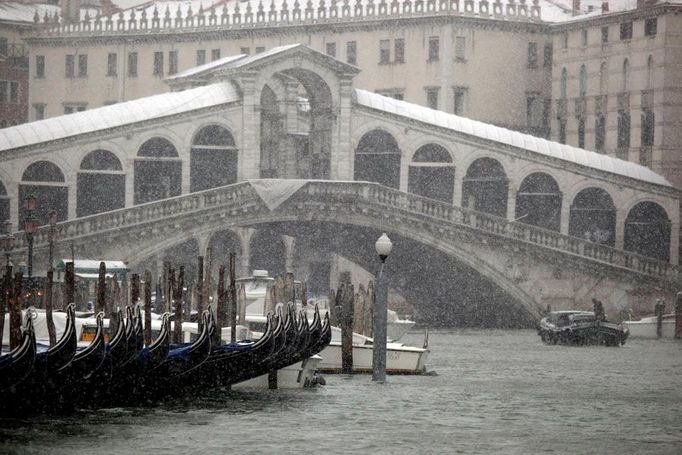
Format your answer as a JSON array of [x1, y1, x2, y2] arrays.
[[1, 220, 15, 266], [47, 211, 57, 272], [372, 232, 393, 383], [24, 194, 38, 277]]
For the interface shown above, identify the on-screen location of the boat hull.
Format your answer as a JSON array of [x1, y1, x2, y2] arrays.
[[623, 319, 676, 339], [233, 355, 323, 389], [317, 342, 428, 374]]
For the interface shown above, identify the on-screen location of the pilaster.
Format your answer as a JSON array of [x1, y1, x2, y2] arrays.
[[333, 77, 355, 180]]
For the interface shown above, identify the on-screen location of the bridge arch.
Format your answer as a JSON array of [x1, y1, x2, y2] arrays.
[[462, 157, 509, 217], [407, 143, 455, 203], [77, 149, 126, 217], [354, 129, 402, 189], [19, 160, 68, 227], [190, 124, 238, 192], [568, 187, 616, 245], [624, 201, 671, 261], [515, 172, 562, 231], [206, 229, 243, 279], [134, 137, 182, 204], [249, 227, 287, 278]]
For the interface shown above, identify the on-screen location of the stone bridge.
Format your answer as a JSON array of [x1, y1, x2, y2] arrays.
[[9, 180, 678, 322]]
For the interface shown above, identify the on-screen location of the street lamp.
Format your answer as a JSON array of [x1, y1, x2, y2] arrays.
[[48, 211, 57, 272], [24, 195, 38, 277], [1, 220, 15, 266], [372, 232, 393, 383]]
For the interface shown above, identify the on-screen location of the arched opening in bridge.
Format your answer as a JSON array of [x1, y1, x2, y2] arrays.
[[0, 180, 8, 224], [206, 230, 242, 280], [77, 150, 125, 217], [249, 228, 286, 278], [354, 130, 401, 189], [190, 125, 238, 192], [408, 144, 455, 203], [462, 158, 508, 217], [259, 69, 333, 179], [19, 161, 68, 227], [515, 172, 561, 231], [568, 187, 615, 246], [624, 202, 670, 261], [134, 137, 182, 204]]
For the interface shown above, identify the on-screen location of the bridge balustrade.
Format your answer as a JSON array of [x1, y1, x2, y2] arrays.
[[6, 180, 677, 281]]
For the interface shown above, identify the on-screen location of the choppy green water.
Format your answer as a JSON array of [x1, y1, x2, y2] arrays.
[[1, 330, 681, 454]]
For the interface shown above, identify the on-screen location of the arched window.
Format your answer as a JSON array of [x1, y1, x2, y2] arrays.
[[599, 61, 608, 94], [19, 161, 68, 226], [408, 144, 455, 203], [624, 201, 670, 261], [462, 158, 508, 218], [354, 130, 401, 189], [77, 150, 125, 217], [516, 173, 562, 232], [191, 125, 238, 192], [579, 64, 587, 98], [134, 137, 181, 204], [568, 187, 616, 246], [622, 58, 629, 92], [560, 67, 568, 99], [0, 180, 9, 224]]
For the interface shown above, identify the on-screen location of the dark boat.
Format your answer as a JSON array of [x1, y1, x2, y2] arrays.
[[538, 311, 629, 346], [0, 314, 36, 392]]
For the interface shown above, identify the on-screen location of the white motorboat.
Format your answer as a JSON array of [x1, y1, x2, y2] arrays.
[[623, 314, 678, 339]]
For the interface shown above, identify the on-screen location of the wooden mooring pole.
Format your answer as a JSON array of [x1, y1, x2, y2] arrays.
[[196, 256, 204, 331], [675, 292, 682, 339], [655, 299, 665, 339], [144, 270, 152, 346], [216, 265, 226, 346], [173, 266, 184, 344], [338, 281, 354, 375], [64, 262, 75, 306], [97, 262, 106, 314], [229, 253, 237, 343], [9, 272, 22, 350], [45, 270, 56, 346], [0, 266, 11, 354]]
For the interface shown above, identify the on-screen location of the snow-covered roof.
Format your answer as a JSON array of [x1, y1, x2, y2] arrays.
[[353, 89, 671, 187], [0, 81, 240, 152], [165, 53, 246, 81], [0, 2, 59, 24], [543, 0, 682, 23]]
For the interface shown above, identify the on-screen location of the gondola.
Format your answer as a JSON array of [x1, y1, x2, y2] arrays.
[[0, 314, 36, 392]]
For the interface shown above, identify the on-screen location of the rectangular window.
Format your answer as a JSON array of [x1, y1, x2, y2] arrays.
[[9, 81, 18, 103], [168, 50, 178, 75], [33, 104, 45, 121], [35, 55, 45, 78], [128, 52, 138, 77], [601, 26, 609, 44], [376, 89, 404, 100], [346, 41, 357, 65], [379, 39, 390, 64], [455, 36, 466, 61], [428, 37, 439, 62], [526, 93, 543, 128], [0, 81, 6, 103], [326, 42, 336, 58], [256, 46, 265, 54], [153, 51, 163, 76], [64, 103, 87, 115], [644, 18, 657, 37], [453, 87, 467, 115], [559, 120, 567, 144], [581, 29, 588, 47], [543, 43, 552, 68], [641, 110, 655, 147], [239, 47, 250, 56], [578, 119, 585, 149], [196, 49, 206, 66], [595, 115, 606, 152], [617, 110, 631, 150], [425, 87, 439, 109], [527, 42, 538, 67], [0, 38, 6, 56], [212, 48, 221, 60], [78, 54, 87, 77], [65, 54, 75, 78], [561, 32, 568, 49], [620, 22, 633, 40], [394, 39, 405, 63], [107, 53, 117, 76]]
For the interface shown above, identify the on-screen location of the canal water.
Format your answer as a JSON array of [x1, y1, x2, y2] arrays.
[[1, 330, 681, 454]]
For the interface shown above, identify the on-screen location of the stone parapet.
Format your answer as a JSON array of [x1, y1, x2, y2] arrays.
[[31, 0, 542, 37]]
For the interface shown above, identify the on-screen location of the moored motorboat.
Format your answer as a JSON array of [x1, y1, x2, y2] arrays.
[[623, 314, 677, 339], [538, 311, 629, 346]]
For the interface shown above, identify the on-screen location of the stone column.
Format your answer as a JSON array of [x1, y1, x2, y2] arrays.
[[560, 202, 571, 235], [452, 170, 463, 208], [614, 208, 625, 250], [333, 77, 355, 180], [236, 227, 255, 277], [7, 180, 19, 232], [125, 168, 134, 207], [506, 188, 517, 221], [67, 181, 77, 220], [670, 221, 679, 265], [238, 74, 261, 180], [283, 235, 296, 273]]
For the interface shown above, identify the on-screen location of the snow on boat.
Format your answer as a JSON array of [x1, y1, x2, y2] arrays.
[[538, 311, 629, 347]]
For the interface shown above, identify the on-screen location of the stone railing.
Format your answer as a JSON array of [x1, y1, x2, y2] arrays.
[[33, 0, 542, 36], [8, 179, 677, 281]]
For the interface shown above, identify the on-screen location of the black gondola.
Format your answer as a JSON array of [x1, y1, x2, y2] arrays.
[[0, 314, 36, 392]]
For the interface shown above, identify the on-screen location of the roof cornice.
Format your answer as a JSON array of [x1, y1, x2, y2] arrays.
[[549, 4, 682, 32]]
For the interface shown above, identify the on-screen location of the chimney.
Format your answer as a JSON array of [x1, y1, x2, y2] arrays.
[[60, 0, 81, 23], [601, 1, 609, 13], [572, 0, 581, 16], [100, 0, 116, 16]]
